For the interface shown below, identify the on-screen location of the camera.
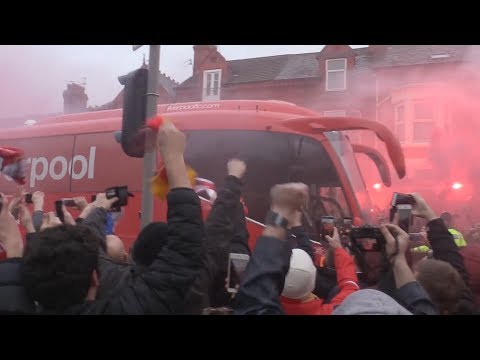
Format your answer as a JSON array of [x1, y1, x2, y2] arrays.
[[350, 226, 386, 252], [105, 186, 134, 212]]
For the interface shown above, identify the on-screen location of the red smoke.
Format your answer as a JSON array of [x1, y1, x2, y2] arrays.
[[362, 46, 480, 230]]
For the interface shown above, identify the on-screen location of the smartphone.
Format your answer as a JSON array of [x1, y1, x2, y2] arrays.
[[227, 253, 250, 294], [62, 198, 76, 207], [340, 217, 353, 245], [397, 204, 413, 234], [25, 193, 33, 204], [391, 192, 415, 206], [321, 216, 335, 239], [105, 186, 133, 212], [55, 200, 65, 223]]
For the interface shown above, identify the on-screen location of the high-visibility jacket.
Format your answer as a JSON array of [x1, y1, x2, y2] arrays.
[[413, 245, 430, 253], [449, 228, 467, 247], [413, 228, 466, 252]]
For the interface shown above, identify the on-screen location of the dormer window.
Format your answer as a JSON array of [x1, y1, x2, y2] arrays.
[[326, 58, 347, 91], [203, 69, 221, 101]]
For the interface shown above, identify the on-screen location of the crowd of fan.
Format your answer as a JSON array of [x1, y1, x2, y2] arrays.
[[0, 121, 479, 315]]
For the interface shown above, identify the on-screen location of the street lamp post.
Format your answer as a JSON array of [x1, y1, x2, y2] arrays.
[[136, 45, 161, 228]]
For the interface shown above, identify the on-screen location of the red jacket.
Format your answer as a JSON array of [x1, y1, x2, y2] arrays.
[[281, 248, 359, 315]]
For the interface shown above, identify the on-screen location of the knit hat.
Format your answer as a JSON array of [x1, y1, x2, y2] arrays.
[[332, 289, 412, 315], [282, 249, 317, 299]]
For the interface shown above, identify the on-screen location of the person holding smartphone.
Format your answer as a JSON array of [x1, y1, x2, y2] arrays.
[[280, 227, 359, 315]]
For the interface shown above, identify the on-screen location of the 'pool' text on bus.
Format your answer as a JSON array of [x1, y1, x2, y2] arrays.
[[3, 146, 96, 188]]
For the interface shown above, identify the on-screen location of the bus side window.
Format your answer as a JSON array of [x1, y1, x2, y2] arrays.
[[183, 130, 348, 223]]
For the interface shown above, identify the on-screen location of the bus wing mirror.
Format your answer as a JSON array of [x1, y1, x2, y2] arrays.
[[352, 144, 392, 187], [281, 116, 406, 179], [118, 68, 148, 158]]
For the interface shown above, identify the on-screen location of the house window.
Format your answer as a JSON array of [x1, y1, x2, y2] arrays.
[[413, 102, 434, 143], [326, 59, 347, 91], [395, 105, 405, 143], [203, 69, 221, 101]]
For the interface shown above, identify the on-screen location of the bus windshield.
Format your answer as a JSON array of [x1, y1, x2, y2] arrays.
[[325, 131, 373, 223], [183, 130, 352, 225]]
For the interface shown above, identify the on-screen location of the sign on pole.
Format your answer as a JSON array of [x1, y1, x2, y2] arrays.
[[132, 45, 143, 51]]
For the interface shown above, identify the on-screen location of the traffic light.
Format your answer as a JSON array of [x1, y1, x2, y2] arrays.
[[118, 68, 148, 158]]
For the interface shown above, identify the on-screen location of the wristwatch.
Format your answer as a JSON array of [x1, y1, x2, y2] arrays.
[[265, 210, 289, 230]]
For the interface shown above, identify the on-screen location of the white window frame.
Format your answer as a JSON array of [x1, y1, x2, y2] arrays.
[[202, 69, 222, 101], [412, 101, 434, 144], [325, 58, 347, 91]]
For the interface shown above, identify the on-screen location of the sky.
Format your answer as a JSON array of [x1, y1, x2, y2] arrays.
[[0, 45, 367, 119]]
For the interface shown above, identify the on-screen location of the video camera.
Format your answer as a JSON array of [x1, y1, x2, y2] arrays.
[[92, 186, 134, 212]]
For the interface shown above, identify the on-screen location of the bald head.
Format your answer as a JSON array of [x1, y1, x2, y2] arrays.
[[106, 235, 127, 263]]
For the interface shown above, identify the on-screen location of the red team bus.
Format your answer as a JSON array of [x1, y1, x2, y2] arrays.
[[0, 100, 405, 263]]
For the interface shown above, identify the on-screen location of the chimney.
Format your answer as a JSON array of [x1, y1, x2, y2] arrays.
[[63, 83, 88, 114], [193, 45, 218, 74]]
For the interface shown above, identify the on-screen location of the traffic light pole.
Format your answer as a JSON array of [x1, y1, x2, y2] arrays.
[[141, 45, 160, 228]]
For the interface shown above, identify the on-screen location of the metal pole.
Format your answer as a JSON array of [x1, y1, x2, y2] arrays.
[[141, 45, 160, 228]]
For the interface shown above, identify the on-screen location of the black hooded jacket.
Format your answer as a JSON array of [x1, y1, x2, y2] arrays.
[[43, 188, 205, 315]]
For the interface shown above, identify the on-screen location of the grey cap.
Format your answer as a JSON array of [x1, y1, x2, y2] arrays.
[[332, 289, 412, 315]]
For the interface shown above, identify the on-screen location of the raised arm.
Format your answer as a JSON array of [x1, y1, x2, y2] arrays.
[[234, 183, 309, 315], [112, 122, 206, 314]]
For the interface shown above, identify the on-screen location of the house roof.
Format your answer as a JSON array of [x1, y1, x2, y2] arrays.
[[177, 47, 372, 88], [157, 71, 178, 98], [177, 45, 472, 89], [373, 45, 470, 68]]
